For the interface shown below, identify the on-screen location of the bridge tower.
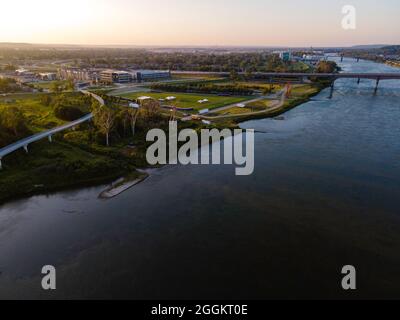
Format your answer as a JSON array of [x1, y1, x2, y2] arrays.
[[374, 77, 381, 95], [329, 82, 335, 99]]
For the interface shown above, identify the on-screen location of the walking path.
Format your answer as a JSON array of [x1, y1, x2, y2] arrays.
[[0, 90, 104, 169]]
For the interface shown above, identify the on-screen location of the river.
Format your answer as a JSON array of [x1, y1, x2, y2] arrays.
[[0, 58, 399, 299]]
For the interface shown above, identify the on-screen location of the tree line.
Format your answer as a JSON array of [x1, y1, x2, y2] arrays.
[[1, 47, 311, 73], [91, 96, 162, 147], [0, 107, 30, 147], [150, 82, 255, 96]]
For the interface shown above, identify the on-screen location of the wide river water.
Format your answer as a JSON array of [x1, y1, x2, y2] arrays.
[[0, 58, 399, 299]]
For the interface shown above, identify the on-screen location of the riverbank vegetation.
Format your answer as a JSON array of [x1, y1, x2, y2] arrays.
[[0, 78, 27, 94], [0, 92, 91, 147], [0, 94, 203, 204], [149, 80, 282, 96], [119, 91, 252, 111], [1, 47, 313, 74], [0, 79, 326, 204]]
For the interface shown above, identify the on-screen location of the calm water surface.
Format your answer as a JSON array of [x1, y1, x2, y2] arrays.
[[0, 58, 399, 299]]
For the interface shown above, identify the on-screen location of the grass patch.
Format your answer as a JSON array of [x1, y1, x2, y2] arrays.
[[119, 91, 253, 111], [290, 84, 321, 97], [27, 80, 69, 91], [0, 92, 91, 132]]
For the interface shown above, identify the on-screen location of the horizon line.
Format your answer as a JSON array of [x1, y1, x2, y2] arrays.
[[0, 41, 397, 49]]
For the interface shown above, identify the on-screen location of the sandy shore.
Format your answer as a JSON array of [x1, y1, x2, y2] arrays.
[[99, 172, 149, 199]]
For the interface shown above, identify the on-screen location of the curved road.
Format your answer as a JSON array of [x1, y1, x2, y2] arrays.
[[0, 90, 104, 169]]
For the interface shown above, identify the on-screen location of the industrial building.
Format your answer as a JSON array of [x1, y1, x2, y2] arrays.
[[100, 70, 131, 84], [130, 70, 171, 82]]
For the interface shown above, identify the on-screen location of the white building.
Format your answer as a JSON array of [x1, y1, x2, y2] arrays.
[[58, 68, 99, 83], [38, 73, 57, 81]]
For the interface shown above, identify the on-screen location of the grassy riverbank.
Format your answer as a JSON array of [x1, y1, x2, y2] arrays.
[[208, 83, 327, 125], [0, 83, 326, 205], [0, 117, 201, 205]]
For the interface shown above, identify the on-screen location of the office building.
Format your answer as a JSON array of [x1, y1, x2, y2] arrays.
[[100, 70, 131, 84]]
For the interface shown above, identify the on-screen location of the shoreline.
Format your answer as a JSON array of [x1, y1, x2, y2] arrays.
[[0, 84, 326, 206], [99, 171, 149, 199]]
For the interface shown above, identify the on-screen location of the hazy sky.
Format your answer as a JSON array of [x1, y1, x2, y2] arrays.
[[0, 0, 399, 46]]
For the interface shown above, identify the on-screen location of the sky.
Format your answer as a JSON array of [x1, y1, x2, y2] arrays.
[[0, 0, 399, 47]]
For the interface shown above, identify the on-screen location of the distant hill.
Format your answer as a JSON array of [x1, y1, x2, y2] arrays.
[[381, 45, 400, 51], [0, 42, 33, 48], [351, 44, 390, 50], [375, 45, 400, 57]]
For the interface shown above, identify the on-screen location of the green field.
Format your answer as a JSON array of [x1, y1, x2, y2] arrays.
[[290, 84, 321, 96], [119, 91, 253, 111], [171, 73, 223, 80], [27, 80, 69, 91], [213, 99, 274, 116], [215, 81, 283, 90], [0, 92, 90, 132]]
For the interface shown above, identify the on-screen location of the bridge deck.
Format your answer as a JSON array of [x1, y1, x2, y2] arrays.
[[0, 114, 93, 158], [172, 71, 400, 80], [0, 90, 103, 162]]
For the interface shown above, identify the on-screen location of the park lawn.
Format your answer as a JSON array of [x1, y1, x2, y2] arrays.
[[171, 73, 222, 80], [246, 99, 275, 108], [0, 92, 90, 132], [213, 100, 273, 116], [215, 81, 284, 91], [214, 107, 254, 116], [290, 84, 321, 97], [119, 91, 253, 111], [290, 62, 312, 72], [28, 80, 69, 91]]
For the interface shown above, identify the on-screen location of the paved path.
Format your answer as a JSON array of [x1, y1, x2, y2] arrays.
[[0, 90, 104, 169], [202, 90, 286, 120], [206, 94, 277, 115]]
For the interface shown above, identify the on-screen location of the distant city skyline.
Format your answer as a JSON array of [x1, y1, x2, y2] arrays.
[[0, 0, 399, 47]]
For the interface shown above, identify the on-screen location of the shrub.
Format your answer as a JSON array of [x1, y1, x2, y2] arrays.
[[54, 104, 84, 121]]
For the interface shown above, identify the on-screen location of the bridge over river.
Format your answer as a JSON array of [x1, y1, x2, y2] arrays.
[[1, 72, 399, 169], [173, 70, 400, 96]]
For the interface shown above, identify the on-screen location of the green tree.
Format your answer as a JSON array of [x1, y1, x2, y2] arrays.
[[66, 79, 75, 91], [127, 108, 139, 137], [244, 69, 253, 80], [0, 107, 29, 137], [140, 98, 161, 122], [92, 103, 116, 146], [230, 69, 239, 81], [316, 61, 338, 73], [50, 81, 63, 93], [39, 94, 52, 106]]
